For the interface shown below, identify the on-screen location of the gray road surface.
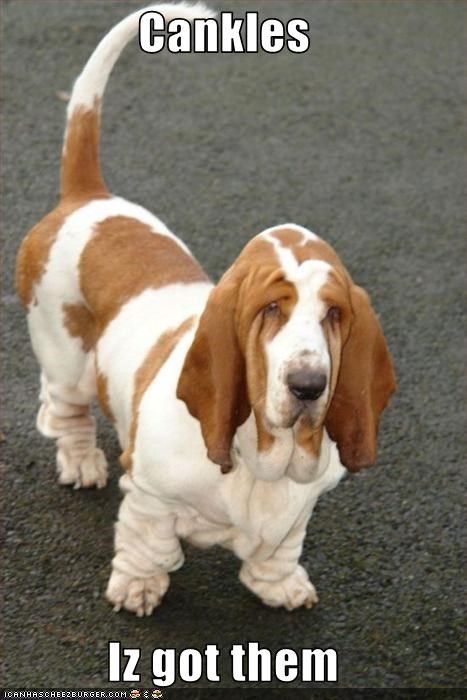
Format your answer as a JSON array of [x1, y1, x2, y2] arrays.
[[2, 0, 466, 690]]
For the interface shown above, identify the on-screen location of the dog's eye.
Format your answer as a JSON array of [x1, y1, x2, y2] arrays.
[[263, 301, 280, 316], [326, 306, 341, 324]]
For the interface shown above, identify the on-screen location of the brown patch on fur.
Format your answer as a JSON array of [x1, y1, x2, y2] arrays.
[[271, 226, 347, 271], [16, 196, 104, 308], [119, 450, 132, 471], [255, 416, 276, 454], [61, 103, 107, 198], [96, 371, 115, 424], [295, 421, 323, 455], [79, 217, 209, 334], [120, 316, 196, 471], [245, 303, 297, 458], [16, 102, 110, 308], [245, 315, 274, 455], [16, 210, 67, 308], [62, 303, 96, 353]]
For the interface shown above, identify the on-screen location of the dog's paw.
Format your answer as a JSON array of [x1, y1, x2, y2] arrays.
[[56, 445, 108, 489], [106, 570, 169, 617], [240, 563, 318, 611]]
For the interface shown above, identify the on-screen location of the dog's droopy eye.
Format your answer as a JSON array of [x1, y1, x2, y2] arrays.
[[326, 306, 341, 324], [263, 301, 281, 317]]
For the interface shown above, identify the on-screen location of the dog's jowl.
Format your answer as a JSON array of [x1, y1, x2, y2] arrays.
[[16, 3, 396, 617]]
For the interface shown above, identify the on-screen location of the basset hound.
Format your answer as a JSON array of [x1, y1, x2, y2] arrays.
[[16, 3, 396, 616]]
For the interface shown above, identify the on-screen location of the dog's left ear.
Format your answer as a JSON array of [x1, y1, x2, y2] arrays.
[[325, 285, 396, 472], [176, 273, 250, 472]]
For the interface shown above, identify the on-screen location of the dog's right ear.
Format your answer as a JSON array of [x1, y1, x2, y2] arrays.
[[177, 273, 250, 472]]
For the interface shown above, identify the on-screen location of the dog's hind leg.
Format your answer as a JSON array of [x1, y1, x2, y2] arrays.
[[28, 299, 108, 489], [37, 366, 108, 489]]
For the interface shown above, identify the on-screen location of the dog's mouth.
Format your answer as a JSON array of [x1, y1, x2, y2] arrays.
[[265, 398, 324, 433]]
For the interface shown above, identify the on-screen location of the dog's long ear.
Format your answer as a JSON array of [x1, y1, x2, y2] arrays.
[[177, 274, 250, 472], [325, 285, 396, 472]]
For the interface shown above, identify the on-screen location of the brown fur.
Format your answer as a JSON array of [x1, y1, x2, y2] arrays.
[[79, 216, 208, 334], [96, 371, 115, 424], [325, 284, 396, 471], [120, 316, 195, 471], [271, 227, 346, 270], [62, 303, 96, 353], [295, 420, 323, 456], [61, 104, 107, 198]]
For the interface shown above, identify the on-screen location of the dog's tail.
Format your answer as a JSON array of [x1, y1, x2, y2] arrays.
[[60, 2, 216, 199]]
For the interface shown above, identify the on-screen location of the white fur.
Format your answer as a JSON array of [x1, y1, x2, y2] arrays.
[[68, 2, 216, 112], [259, 222, 319, 245], [97, 281, 212, 447]]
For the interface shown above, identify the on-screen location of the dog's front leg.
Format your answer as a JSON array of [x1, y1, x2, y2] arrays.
[[106, 475, 184, 616], [239, 521, 318, 611]]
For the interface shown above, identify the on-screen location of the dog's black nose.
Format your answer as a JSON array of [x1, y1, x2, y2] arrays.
[[287, 370, 327, 401]]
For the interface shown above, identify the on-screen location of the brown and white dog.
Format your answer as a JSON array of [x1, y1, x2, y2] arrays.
[[16, 3, 396, 616]]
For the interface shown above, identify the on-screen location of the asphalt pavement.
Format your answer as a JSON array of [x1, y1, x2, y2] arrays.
[[2, 0, 465, 691]]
